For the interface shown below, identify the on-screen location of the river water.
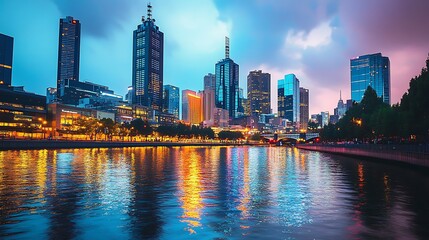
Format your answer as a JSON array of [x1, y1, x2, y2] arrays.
[[0, 146, 428, 239]]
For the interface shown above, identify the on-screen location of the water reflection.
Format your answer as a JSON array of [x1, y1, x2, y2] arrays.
[[0, 146, 428, 239]]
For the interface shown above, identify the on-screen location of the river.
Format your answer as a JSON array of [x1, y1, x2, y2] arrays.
[[0, 146, 428, 239]]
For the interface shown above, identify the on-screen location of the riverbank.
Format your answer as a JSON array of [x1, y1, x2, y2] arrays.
[[0, 139, 267, 150], [297, 144, 429, 168]]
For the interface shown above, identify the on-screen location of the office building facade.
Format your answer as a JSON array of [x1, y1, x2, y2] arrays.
[[0, 33, 13, 87], [247, 70, 271, 116], [278, 74, 300, 127], [351, 53, 390, 104], [57, 16, 81, 99], [163, 84, 179, 119], [132, 4, 164, 111]]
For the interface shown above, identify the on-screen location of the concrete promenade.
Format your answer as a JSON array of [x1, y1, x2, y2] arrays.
[[297, 144, 429, 168], [0, 139, 266, 151]]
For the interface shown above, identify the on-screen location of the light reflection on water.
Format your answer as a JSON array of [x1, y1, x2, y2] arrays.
[[0, 146, 428, 239]]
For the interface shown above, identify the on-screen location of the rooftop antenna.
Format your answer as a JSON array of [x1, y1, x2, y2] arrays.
[[225, 36, 230, 59], [340, 90, 342, 101], [147, 3, 152, 20], [141, 16, 145, 23]]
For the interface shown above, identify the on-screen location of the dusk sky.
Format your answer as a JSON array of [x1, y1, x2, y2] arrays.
[[1, 0, 428, 114]]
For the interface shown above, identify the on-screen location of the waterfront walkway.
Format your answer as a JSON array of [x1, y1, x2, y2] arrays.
[[297, 143, 429, 168]]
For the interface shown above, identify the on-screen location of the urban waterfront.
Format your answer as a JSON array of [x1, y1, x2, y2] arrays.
[[0, 146, 428, 239]]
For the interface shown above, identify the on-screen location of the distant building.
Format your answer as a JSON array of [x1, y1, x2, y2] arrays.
[[329, 115, 339, 125], [57, 16, 81, 100], [201, 89, 215, 126], [163, 84, 179, 119], [132, 4, 164, 111], [278, 74, 300, 129], [213, 107, 229, 128], [247, 70, 271, 116], [215, 37, 239, 119], [0, 33, 13, 87], [125, 86, 133, 104], [46, 87, 57, 103], [334, 91, 348, 119], [58, 80, 118, 106], [299, 87, 309, 131], [182, 90, 202, 124], [204, 73, 216, 92], [321, 111, 329, 127], [351, 53, 390, 104]]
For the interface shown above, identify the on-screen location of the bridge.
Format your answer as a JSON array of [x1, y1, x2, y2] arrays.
[[261, 132, 319, 142]]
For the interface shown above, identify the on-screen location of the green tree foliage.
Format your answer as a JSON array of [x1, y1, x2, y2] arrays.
[[218, 131, 244, 140], [156, 123, 215, 139]]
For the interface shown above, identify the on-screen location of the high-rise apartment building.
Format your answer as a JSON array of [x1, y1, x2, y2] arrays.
[[163, 84, 179, 119], [57, 16, 81, 99], [215, 37, 239, 119], [132, 4, 164, 111], [247, 70, 271, 116], [204, 73, 216, 92], [182, 90, 202, 124], [299, 87, 309, 131], [351, 53, 390, 104], [278, 74, 300, 127], [0, 33, 13, 87]]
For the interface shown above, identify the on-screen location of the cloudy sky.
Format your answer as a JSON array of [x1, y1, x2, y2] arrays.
[[1, 0, 428, 114]]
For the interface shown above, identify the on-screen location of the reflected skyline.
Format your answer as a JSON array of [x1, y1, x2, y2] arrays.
[[0, 146, 428, 239]]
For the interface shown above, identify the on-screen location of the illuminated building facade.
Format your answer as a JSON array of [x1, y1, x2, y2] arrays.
[[182, 90, 202, 124], [247, 70, 271, 116], [0, 87, 47, 136], [204, 73, 216, 91], [132, 4, 164, 111], [57, 16, 81, 100], [0, 33, 13, 87], [351, 53, 390, 104]]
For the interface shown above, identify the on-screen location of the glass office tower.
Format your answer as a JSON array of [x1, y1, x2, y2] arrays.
[[351, 53, 390, 104], [278, 74, 300, 125], [132, 4, 164, 111], [57, 16, 81, 99], [163, 84, 179, 119]]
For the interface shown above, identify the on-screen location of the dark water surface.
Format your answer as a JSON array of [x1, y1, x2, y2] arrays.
[[0, 146, 428, 239]]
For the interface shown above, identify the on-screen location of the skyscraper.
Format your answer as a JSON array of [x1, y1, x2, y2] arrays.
[[247, 70, 271, 116], [0, 33, 13, 87], [215, 37, 239, 119], [204, 73, 216, 92], [163, 84, 179, 119], [299, 87, 309, 131], [57, 16, 81, 99], [182, 89, 202, 124], [278, 74, 300, 128], [334, 91, 347, 119], [351, 53, 390, 104], [132, 3, 164, 111]]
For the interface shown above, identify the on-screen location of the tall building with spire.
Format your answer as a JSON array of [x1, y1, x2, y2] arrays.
[[334, 91, 347, 119], [57, 16, 81, 99], [215, 37, 239, 119], [132, 3, 164, 111]]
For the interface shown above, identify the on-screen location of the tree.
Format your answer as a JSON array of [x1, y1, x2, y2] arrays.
[[218, 131, 244, 140], [130, 118, 153, 136]]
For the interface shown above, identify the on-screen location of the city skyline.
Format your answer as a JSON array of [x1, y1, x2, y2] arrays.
[[1, 0, 429, 114]]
